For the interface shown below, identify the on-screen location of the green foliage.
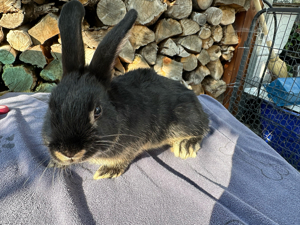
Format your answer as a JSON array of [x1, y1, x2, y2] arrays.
[[284, 21, 300, 50]]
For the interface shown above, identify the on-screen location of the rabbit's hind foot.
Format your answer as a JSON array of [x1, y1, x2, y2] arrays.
[[169, 136, 203, 159]]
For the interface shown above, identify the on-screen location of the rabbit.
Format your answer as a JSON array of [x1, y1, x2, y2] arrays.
[[42, 0, 210, 180]]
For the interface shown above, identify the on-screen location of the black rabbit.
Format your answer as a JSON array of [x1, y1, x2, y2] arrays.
[[42, 0, 210, 179]]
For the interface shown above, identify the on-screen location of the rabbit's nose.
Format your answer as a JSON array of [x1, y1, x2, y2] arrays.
[[64, 151, 75, 158]]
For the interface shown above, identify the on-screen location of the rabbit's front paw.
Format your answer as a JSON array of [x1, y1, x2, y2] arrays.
[[93, 165, 126, 179], [170, 137, 202, 159]]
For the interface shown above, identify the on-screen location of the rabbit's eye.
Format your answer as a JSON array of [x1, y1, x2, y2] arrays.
[[94, 106, 102, 118]]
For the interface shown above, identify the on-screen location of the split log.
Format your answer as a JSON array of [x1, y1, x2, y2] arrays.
[[165, 0, 192, 20], [191, 83, 204, 95], [176, 35, 202, 53], [97, 0, 126, 26], [192, 0, 213, 10], [184, 65, 210, 85], [204, 7, 223, 26], [207, 45, 221, 61], [84, 47, 96, 64], [125, 0, 167, 26], [206, 59, 223, 80], [0, 45, 18, 64], [155, 18, 182, 44], [119, 40, 135, 63], [140, 42, 158, 66], [159, 38, 179, 57], [179, 19, 200, 36], [2, 64, 36, 92], [129, 25, 155, 50], [40, 59, 62, 82], [220, 6, 235, 25], [201, 37, 214, 50], [28, 13, 59, 44], [51, 43, 62, 61], [198, 24, 211, 39], [221, 45, 235, 61], [7, 26, 33, 51], [177, 45, 190, 57], [35, 83, 56, 93], [181, 54, 197, 71], [114, 57, 125, 74], [221, 24, 239, 45], [0, 12, 25, 29], [190, 12, 206, 26], [127, 54, 150, 71], [202, 76, 226, 98], [19, 45, 47, 68], [0, 0, 21, 13], [197, 49, 210, 65], [82, 28, 112, 49], [154, 55, 183, 81], [211, 25, 223, 42]]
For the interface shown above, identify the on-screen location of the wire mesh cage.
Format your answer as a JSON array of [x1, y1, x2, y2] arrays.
[[224, 6, 300, 171]]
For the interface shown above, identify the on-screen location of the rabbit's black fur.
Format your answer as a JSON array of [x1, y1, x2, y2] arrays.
[[42, 0, 210, 179]]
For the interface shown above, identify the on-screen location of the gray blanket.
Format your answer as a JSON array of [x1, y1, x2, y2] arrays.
[[0, 93, 299, 225]]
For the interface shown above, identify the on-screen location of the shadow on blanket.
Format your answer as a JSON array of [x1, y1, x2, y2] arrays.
[[0, 93, 299, 225]]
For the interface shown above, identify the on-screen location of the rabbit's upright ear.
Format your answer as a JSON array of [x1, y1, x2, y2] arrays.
[[88, 9, 138, 88], [59, 0, 85, 75]]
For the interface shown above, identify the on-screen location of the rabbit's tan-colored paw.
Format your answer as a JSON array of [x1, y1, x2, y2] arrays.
[[170, 137, 201, 159], [93, 165, 126, 179]]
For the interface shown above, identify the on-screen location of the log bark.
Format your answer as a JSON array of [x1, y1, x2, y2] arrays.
[[28, 13, 59, 44], [0, 27, 4, 43], [0, 45, 18, 64], [97, 0, 126, 26], [7, 25, 33, 51], [192, 0, 213, 10], [179, 19, 200, 36], [119, 40, 135, 63], [207, 45, 221, 61], [198, 24, 211, 39], [221, 24, 239, 45], [155, 18, 182, 44], [204, 7, 223, 26], [19, 45, 47, 68], [125, 0, 167, 26], [181, 54, 197, 71], [129, 25, 155, 50], [197, 49, 210, 65], [127, 54, 150, 71], [176, 35, 202, 53], [2, 64, 36, 91], [140, 42, 158, 66], [190, 12, 206, 26], [211, 25, 223, 42], [165, 0, 192, 20], [220, 6, 235, 25], [201, 37, 214, 49], [206, 59, 223, 80], [202, 76, 226, 98], [40, 59, 62, 82], [159, 38, 179, 57]]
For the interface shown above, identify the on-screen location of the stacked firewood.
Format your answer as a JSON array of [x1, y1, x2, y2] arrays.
[[0, 0, 250, 98]]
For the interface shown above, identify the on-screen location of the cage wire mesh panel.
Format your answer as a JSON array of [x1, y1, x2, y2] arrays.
[[225, 6, 300, 171]]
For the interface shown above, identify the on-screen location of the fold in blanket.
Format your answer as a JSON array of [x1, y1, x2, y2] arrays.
[[0, 93, 299, 225]]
